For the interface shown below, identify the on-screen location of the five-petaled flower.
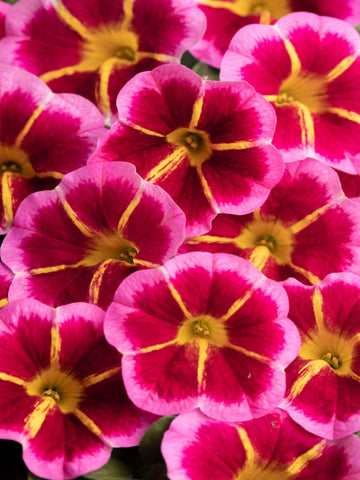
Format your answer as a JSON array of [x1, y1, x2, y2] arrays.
[[0, 0, 206, 121], [0, 299, 155, 480], [162, 408, 360, 480], [1, 162, 185, 309], [221, 12, 360, 173], [283, 273, 360, 439], [105, 251, 300, 422], [90, 63, 283, 235]]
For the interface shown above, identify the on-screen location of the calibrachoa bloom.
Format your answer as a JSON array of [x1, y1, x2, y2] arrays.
[[0, 66, 105, 233], [104, 252, 300, 422], [89, 63, 283, 235], [282, 273, 360, 439], [0, 299, 155, 480], [162, 408, 360, 479], [221, 12, 360, 173], [192, 1, 360, 68], [180, 159, 360, 284], [0, 0, 206, 121], [1, 162, 186, 309]]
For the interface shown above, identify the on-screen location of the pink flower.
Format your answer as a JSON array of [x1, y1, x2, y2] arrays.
[[90, 64, 283, 235], [0, 299, 155, 480], [105, 252, 300, 421]]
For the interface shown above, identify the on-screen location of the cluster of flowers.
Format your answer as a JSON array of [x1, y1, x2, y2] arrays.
[[1, 0, 360, 479]]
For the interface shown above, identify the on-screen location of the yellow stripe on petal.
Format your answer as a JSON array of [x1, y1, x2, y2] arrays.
[[211, 141, 255, 150], [50, 325, 61, 366], [288, 359, 327, 400], [282, 39, 302, 76], [62, 200, 95, 237], [189, 92, 204, 129], [0, 372, 25, 386], [139, 340, 177, 353], [288, 261, 321, 285], [24, 397, 55, 438], [220, 290, 252, 322], [97, 57, 120, 116], [133, 259, 159, 268], [88, 258, 115, 305], [37, 171, 64, 180], [82, 366, 121, 387], [289, 203, 329, 234], [73, 408, 103, 438], [166, 281, 192, 318], [229, 343, 270, 363], [286, 439, 327, 475], [236, 427, 256, 464], [40, 64, 94, 84], [54, 1, 94, 40], [327, 107, 360, 125], [1, 172, 14, 226], [117, 185, 144, 233], [297, 103, 315, 148], [138, 51, 178, 63], [196, 167, 218, 213], [145, 147, 186, 183], [197, 339, 208, 388], [129, 123, 165, 138], [249, 245, 271, 272], [0, 298, 8, 308], [186, 235, 235, 245], [325, 56, 356, 82], [14, 103, 47, 148], [29, 260, 86, 275], [312, 288, 325, 333]]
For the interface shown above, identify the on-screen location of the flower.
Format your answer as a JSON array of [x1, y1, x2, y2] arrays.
[[0, 299, 155, 480], [180, 159, 360, 284], [0, 66, 105, 233], [221, 12, 360, 173], [104, 251, 300, 421], [1, 162, 185, 309], [162, 408, 360, 479], [89, 63, 283, 235], [192, 0, 360, 68], [0, 0, 206, 121], [283, 273, 360, 439]]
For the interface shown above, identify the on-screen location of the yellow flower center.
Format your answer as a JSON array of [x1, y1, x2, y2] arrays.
[[25, 365, 84, 414], [235, 215, 294, 266], [85, 232, 138, 266], [166, 128, 212, 167], [276, 74, 327, 113], [0, 144, 36, 179], [176, 314, 229, 346]]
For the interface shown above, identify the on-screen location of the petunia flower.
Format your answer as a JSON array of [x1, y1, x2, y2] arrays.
[[162, 408, 360, 480], [282, 273, 360, 439], [0, 299, 156, 480], [89, 63, 283, 235], [221, 12, 360, 173], [0, 0, 206, 122], [192, 1, 360, 68], [180, 159, 360, 284], [1, 162, 186, 309], [0, 66, 105, 233], [104, 251, 300, 422]]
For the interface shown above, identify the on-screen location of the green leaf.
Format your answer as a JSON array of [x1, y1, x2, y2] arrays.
[[138, 416, 175, 465], [191, 62, 220, 81], [81, 456, 133, 480]]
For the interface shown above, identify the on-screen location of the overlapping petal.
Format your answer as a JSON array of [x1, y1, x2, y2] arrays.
[[0, 0, 10, 39], [90, 63, 283, 235], [0, 299, 155, 480], [105, 252, 300, 422], [0, 66, 105, 233], [221, 12, 360, 173], [1, 162, 186, 309], [191, 1, 360, 68], [0, 0, 206, 120], [282, 273, 360, 439], [162, 408, 360, 479], [181, 159, 360, 284]]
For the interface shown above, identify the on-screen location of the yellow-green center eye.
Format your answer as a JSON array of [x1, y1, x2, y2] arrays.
[[0, 161, 22, 174], [113, 45, 136, 61], [42, 387, 61, 402], [322, 352, 341, 369], [166, 127, 212, 167], [192, 319, 211, 337]]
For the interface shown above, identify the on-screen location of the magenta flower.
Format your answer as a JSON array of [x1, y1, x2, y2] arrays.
[[1, 162, 185, 309], [0, 0, 206, 121], [193, 1, 360, 68], [105, 252, 300, 422], [221, 12, 360, 173], [0, 66, 105, 233], [0, 299, 155, 480], [283, 273, 360, 439], [162, 408, 360, 480], [89, 63, 283, 235], [181, 159, 360, 284]]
